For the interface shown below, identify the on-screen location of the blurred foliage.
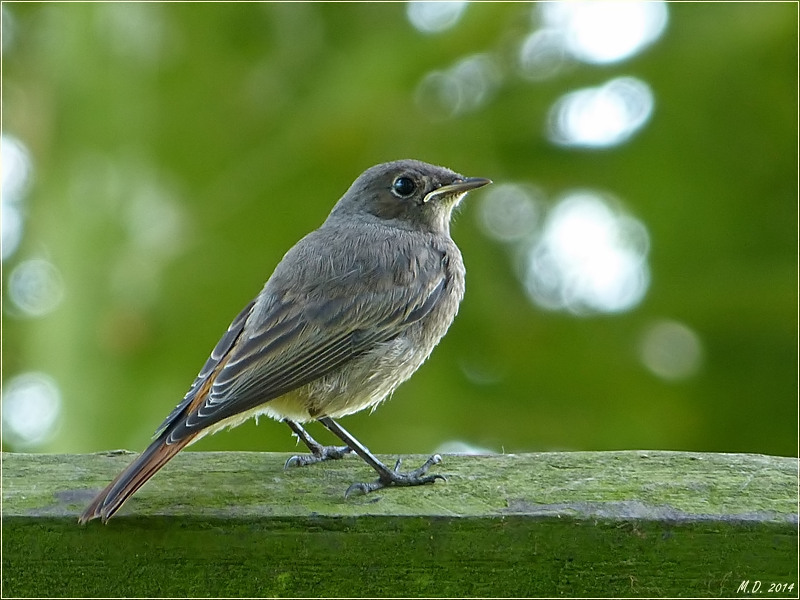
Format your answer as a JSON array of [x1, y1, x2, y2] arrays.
[[2, 3, 797, 457]]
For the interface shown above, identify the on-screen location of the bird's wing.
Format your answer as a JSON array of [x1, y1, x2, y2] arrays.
[[157, 246, 451, 443]]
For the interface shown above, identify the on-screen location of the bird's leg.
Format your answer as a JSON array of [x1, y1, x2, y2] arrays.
[[317, 416, 445, 496], [283, 419, 352, 469]]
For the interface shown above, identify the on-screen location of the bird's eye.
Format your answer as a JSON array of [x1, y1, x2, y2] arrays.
[[391, 176, 416, 198]]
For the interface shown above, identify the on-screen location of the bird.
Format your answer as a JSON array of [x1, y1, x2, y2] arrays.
[[79, 159, 491, 524]]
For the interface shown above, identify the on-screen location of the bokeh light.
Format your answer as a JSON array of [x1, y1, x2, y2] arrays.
[[522, 192, 650, 315], [407, 1, 468, 34], [95, 2, 168, 66], [8, 258, 65, 318], [436, 440, 497, 455], [518, 28, 570, 82], [416, 53, 501, 119], [538, 1, 668, 65], [477, 183, 543, 243], [123, 179, 186, 257], [547, 77, 654, 148], [1, 134, 33, 261], [639, 320, 704, 381], [1, 372, 63, 449], [109, 173, 187, 308]]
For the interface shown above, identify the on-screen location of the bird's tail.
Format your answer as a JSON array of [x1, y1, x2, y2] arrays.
[[78, 433, 194, 524]]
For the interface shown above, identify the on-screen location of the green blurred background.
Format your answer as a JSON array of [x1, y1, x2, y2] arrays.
[[2, 2, 797, 458]]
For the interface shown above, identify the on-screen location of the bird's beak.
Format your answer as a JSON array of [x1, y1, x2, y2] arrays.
[[423, 177, 492, 204]]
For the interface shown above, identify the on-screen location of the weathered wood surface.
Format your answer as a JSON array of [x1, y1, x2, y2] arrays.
[[2, 450, 797, 597]]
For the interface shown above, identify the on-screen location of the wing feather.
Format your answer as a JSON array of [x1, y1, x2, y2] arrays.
[[159, 232, 452, 443]]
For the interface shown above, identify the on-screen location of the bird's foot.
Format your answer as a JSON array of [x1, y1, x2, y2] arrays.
[[284, 445, 353, 469], [345, 454, 445, 497], [283, 418, 353, 469]]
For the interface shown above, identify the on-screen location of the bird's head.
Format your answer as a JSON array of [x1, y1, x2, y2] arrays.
[[329, 159, 491, 234]]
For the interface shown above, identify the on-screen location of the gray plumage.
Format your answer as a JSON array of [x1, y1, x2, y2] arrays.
[[80, 159, 491, 524]]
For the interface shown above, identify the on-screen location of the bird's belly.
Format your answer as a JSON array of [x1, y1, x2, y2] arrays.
[[259, 391, 316, 422], [189, 391, 312, 442], [192, 340, 429, 438], [303, 335, 431, 420]]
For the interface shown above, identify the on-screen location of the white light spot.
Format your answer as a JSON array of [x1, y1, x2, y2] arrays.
[[639, 320, 704, 381], [2, 205, 24, 263], [105, 172, 187, 307], [125, 182, 186, 256], [8, 258, 65, 317], [1, 372, 62, 449], [1, 134, 33, 261], [407, 1, 467, 34], [548, 77, 654, 148], [518, 28, 569, 82], [416, 53, 501, 119], [523, 192, 650, 315], [96, 2, 168, 66], [2, 135, 33, 204], [458, 354, 505, 387], [540, 1, 668, 65], [478, 183, 542, 243], [436, 440, 496, 455]]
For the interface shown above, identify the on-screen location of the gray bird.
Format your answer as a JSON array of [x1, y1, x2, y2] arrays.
[[79, 159, 491, 524]]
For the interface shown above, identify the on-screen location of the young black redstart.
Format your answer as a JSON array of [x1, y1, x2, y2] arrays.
[[80, 159, 491, 523]]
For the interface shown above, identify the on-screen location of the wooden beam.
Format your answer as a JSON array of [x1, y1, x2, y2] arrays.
[[2, 451, 797, 597]]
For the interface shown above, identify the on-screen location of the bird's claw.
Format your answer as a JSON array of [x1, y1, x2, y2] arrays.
[[345, 454, 445, 498], [284, 445, 352, 470]]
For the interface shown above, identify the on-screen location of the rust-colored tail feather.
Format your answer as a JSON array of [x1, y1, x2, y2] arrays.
[[79, 433, 195, 524]]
